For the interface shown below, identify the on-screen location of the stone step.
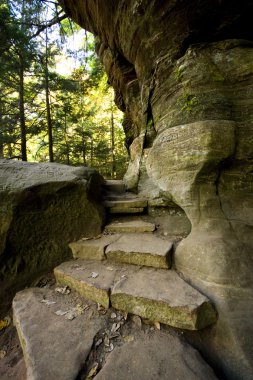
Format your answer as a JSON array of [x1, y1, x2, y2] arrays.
[[104, 197, 148, 214], [105, 233, 172, 269], [54, 260, 118, 308], [13, 287, 105, 380], [109, 206, 145, 214], [105, 219, 156, 233], [95, 331, 219, 380], [13, 288, 218, 380], [69, 234, 120, 261], [54, 260, 217, 330], [111, 268, 217, 330], [103, 198, 147, 209], [103, 180, 126, 194], [69, 233, 171, 269]]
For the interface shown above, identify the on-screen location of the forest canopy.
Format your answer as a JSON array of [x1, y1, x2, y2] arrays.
[[0, 0, 127, 179]]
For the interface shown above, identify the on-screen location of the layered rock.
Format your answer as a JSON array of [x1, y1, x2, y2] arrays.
[[0, 159, 105, 314], [59, 1, 253, 379]]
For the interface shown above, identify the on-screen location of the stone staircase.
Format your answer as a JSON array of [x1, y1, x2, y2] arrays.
[[12, 180, 218, 380], [54, 180, 216, 331]]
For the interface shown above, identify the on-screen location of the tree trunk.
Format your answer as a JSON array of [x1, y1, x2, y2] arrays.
[[45, 28, 54, 162], [110, 95, 116, 179], [64, 112, 70, 165], [90, 137, 93, 166], [19, 52, 27, 161], [0, 142, 4, 159]]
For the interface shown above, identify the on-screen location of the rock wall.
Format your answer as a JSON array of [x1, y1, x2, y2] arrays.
[[59, 1, 253, 379], [0, 160, 105, 315]]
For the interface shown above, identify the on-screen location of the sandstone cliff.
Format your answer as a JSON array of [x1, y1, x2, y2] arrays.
[[59, 1, 253, 379]]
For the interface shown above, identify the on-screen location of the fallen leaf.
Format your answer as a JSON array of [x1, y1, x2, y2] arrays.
[[106, 266, 114, 271], [0, 350, 6, 359], [116, 311, 128, 322], [86, 362, 99, 379], [104, 342, 114, 353], [65, 311, 76, 321], [97, 304, 107, 314], [123, 335, 135, 343], [104, 334, 110, 346], [95, 338, 103, 348], [75, 304, 89, 315], [111, 323, 121, 333], [109, 332, 120, 339], [0, 321, 7, 331], [41, 299, 56, 306], [55, 310, 68, 316], [91, 272, 99, 279], [154, 321, 161, 330], [55, 286, 71, 295]]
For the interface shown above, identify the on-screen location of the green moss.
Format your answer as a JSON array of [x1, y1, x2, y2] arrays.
[[174, 66, 184, 82], [179, 92, 197, 113]]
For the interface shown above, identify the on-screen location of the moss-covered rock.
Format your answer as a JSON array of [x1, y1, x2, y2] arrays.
[[0, 160, 105, 314]]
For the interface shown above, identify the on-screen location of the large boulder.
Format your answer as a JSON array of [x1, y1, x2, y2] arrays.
[[0, 159, 105, 314], [59, 1, 253, 379]]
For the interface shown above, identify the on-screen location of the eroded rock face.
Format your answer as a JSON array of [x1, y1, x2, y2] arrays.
[[0, 160, 105, 314], [59, 1, 253, 379]]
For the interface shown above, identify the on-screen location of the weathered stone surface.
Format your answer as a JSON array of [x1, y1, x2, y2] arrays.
[[54, 260, 118, 308], [54, 260, 216, 330], [105, 219, 155, 233], [0, 159, 105, 314], [105, 233, 172, 269], [109, 207, 144, 214], [13, 288, 104, 380], [51, 1, 253, 377], [95, 331, 218, 380], [103, 180, 126, 194], [111, 268, 217, 330], [123, 135, 145, 190], [103, 197, 147, 208], [69, 235, 120, 261]]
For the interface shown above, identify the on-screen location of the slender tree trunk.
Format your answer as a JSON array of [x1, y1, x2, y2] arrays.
[[0, 142, 3, 158], [90, 137, 93, 166], [45, 28, 54, 162], [82, 136, 87, 165], [64, 112, 70, 165], [110, 95, 116, 179], [19, 52, 27, 161], [0, 104, 4, 158]]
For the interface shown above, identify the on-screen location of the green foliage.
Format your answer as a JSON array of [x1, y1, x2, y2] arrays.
[[179, 92, 197, 113], [0, 1, 127, 178]]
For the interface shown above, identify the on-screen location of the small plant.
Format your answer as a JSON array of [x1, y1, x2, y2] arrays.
[[174, 66, 184, 81], [180, 92, 197, 113]]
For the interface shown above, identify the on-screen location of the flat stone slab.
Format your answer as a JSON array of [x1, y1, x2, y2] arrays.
[[111, 267, 217, 330], [103, 180, 126, 193], [94, 331, 218, 380], [69, 235, 120, 260], [109, 207, 144, 214], [105, 234, 172, 269], [54, 260, 216, 330], [13, 288, 104, 380], [54, 260, 118, 308], [104, 198, 147, 208], [105, 220, 156, 233]]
